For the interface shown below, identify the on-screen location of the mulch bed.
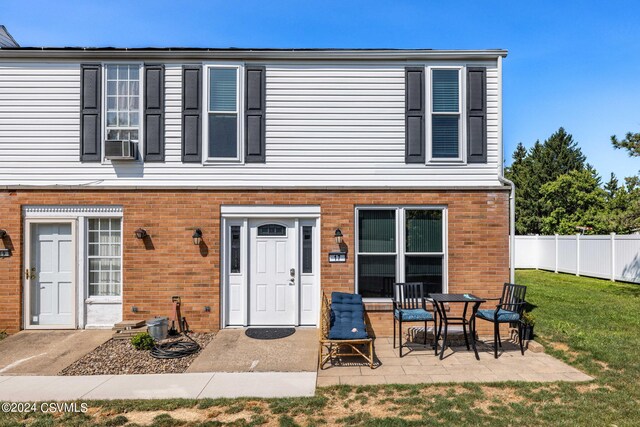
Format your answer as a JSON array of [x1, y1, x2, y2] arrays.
[[59, 333, 215, 376]]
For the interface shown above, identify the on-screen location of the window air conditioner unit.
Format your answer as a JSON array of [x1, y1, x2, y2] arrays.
[[105, 140, 136, 160]]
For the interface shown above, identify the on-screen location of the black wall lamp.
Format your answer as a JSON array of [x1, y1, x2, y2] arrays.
[[192, 228, 203, 245], [134, 228, 148, 239], [0, 229, 6, 239], [334, 229, 343, 245]]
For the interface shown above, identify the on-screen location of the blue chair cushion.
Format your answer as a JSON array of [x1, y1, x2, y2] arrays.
[[328, 292, 369, 340], [394, 308, 434, 321], [477, 309, 520, 322]]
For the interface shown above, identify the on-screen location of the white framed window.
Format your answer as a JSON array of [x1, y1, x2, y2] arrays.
[[104, 64, 142, 154], [204, 64, 243, 163], [428, 67, 464, 163], [87, 218, 122, 297], [355, 206, 447, 300]]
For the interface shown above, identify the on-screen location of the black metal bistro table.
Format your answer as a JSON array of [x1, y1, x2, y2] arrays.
[[429, 293, 486, 360]]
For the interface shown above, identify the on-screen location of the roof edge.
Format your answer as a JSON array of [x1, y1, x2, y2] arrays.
[[0, 47, 508, 60]]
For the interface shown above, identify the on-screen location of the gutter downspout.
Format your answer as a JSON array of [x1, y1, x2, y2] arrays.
[[498, 175, 516, 283]]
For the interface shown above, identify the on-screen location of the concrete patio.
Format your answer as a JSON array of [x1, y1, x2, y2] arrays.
[[317, 336, 593, 386], [188, 328, 318, 373], [0, 330, 112, 375]]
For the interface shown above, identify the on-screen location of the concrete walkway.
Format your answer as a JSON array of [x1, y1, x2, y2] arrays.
[[188, 328, 318, 373], [0, 372, 317, 401], [0, 330, 111, 375]]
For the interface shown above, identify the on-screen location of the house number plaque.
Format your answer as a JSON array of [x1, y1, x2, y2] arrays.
[[328, 252, 347, 263]]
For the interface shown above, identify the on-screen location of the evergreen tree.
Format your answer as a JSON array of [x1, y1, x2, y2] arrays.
[[604, 173, 619, 199], [505, 128, 587, 234], [611, 132, 640, 157], [601, 176, 640, 233], [540, 169, 607, 234]]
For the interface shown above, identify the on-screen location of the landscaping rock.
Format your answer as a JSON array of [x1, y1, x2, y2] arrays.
[[59, 333, 215, 376]]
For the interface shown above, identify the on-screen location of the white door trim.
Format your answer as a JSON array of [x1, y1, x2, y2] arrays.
[[23, 219, 77, 330], [221, 205, 321, 217], [22, 206, 124, 330], [220, 206, 321, 329]]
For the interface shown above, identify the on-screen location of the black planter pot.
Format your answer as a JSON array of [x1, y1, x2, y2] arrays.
[[521, 324, 534, 341]]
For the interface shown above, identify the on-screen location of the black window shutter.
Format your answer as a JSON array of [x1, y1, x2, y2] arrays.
[[405, 67, 425, 164], [182, 65, 202, 163], [245, 66, 266, 163], [467, 67, 487, 164], [80, 64, 101, 162], [144, 64, 165, 162]]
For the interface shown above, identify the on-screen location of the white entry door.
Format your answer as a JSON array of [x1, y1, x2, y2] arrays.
[[249, 220, 297, 325], [29, 223, 75, 327]]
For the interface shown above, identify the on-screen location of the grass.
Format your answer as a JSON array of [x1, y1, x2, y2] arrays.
[[1, 270, 639, 426]]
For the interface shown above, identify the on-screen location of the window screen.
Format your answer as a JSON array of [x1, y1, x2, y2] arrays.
[[105, 65, 140, 142], [88, 218, 122, 297], [356, 208, 445, 298], [208, 68, 238, 159], [431, 69, 460, 159]]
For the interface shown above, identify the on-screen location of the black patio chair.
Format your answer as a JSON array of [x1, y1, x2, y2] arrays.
[[476, 283, 527, 358], [393, 282, 436, 357]]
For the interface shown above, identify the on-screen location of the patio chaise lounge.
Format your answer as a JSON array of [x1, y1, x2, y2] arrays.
[[318, 292, 374, 369]]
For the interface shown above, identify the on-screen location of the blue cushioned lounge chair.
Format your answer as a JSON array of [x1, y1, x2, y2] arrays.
[[393, 283, 436, 357], [319, 292, 374, 369], [476, 283, 527, 358]]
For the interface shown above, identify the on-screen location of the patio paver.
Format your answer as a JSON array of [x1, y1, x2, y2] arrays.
[[317, 337, 593, 385]]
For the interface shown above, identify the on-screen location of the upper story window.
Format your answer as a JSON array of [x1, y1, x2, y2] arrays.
[[105, 64, 141, 143], [430, 68, 462, 161], [206, 66, 241, 162]]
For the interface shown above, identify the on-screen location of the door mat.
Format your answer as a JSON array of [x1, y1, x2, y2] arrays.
[[245, 328, 296, 340]]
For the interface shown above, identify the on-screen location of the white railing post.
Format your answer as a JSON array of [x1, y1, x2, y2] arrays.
[[576, 233, 580, 276], [535, 234, 539, 270], [554, 234, 559, 273], [611, 232, 616, 282]]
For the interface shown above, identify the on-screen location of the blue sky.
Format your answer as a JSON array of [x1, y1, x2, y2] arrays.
[[3, 0, 639, 179]]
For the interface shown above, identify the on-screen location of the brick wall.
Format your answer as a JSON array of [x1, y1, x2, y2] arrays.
[[0, 189, 509, 336]]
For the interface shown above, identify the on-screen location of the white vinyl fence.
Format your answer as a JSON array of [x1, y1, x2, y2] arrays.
[[515, 234, 640, 284]]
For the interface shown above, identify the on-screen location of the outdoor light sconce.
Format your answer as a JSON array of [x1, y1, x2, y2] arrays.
[[0, 230, 9, 258], [134, 228, 148, 239], [192, 228, 203, 245], [131, 306, 138, 313], [334, 229, 343, 245]]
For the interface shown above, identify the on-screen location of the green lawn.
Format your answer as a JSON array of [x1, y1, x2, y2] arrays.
[[2, 270, 639, 426]]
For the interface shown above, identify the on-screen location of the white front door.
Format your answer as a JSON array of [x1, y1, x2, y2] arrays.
[[29, 223, 75, 327], [249, 220, 297, 325]]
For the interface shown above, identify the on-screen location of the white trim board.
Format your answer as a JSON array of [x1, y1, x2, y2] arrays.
[[23, 206, 123, 217], [221, 205, 321, 217], [220, 207, 321, 328], [22, 205, 124, 329]]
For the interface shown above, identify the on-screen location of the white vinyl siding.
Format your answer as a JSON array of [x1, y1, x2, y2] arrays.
[[0, 60, 501, 188]]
